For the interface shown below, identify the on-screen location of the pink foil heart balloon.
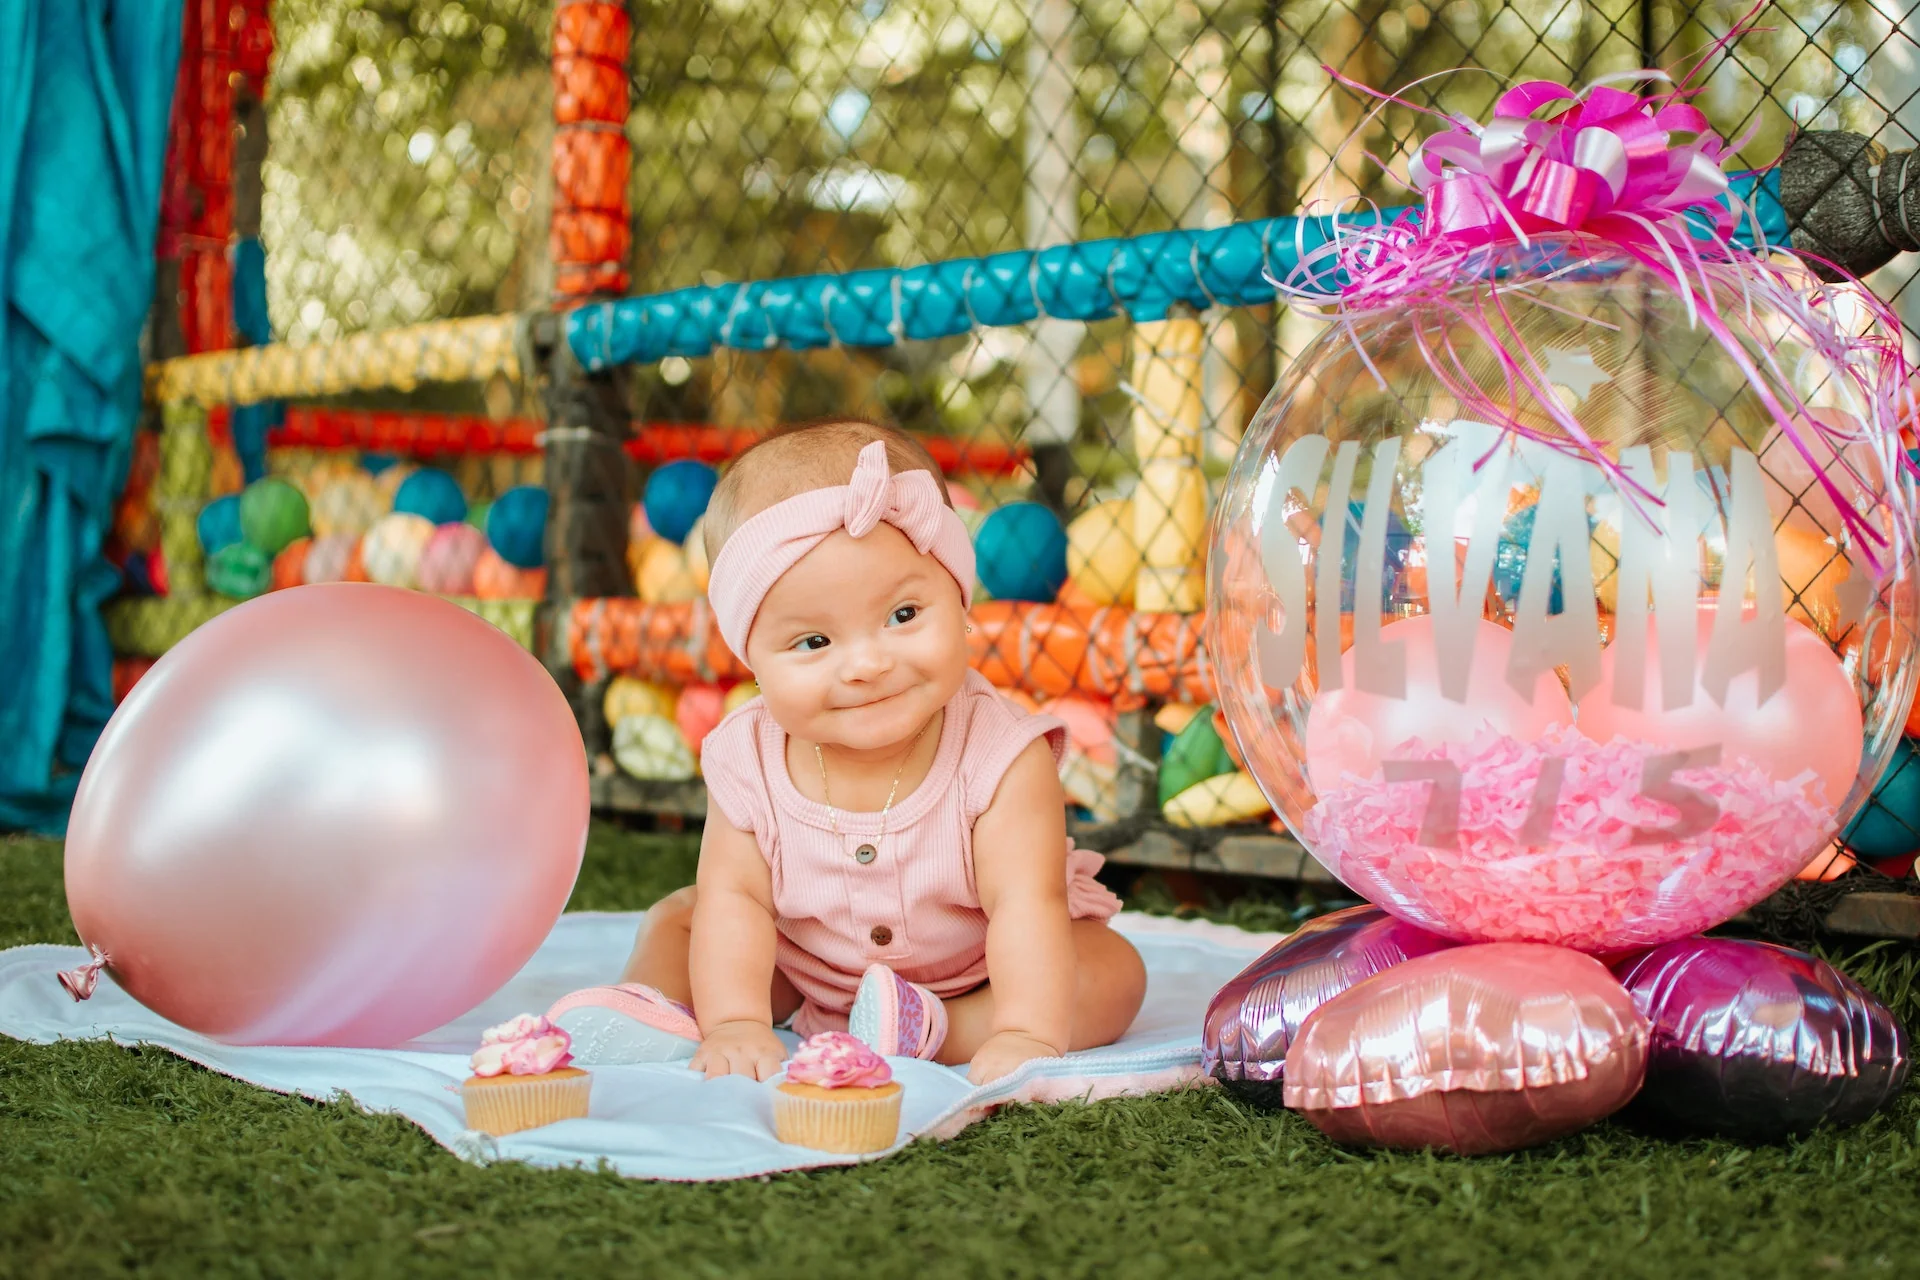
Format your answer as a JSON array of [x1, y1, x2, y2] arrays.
[[1283, 943, 1650, 1154], [63, 584, 589, 1047]]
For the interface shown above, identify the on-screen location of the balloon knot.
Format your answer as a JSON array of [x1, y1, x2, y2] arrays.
[[57, 944, 111, 1001]]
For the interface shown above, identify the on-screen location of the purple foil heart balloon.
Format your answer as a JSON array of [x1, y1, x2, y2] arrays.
[[1202, 905, 1456, 1106], [1613, 938, 1910, 1142]]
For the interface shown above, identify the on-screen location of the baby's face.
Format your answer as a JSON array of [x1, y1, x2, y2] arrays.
[[744, 522, 969, 753]]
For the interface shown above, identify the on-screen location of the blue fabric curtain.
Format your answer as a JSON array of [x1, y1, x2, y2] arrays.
[[0, 0, 182, 832]]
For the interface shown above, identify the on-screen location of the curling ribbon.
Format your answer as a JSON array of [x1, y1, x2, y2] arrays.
[[1408, 83, 1734, 242], [1299, 53, 1917, 580]]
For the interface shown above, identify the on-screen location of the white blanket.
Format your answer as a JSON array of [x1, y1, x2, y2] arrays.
[[0, 911, 1280, 1181]]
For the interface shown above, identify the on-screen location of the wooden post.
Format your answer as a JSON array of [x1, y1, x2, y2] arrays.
[[545, 1, 634, 765], [1131, 309, 1208, 614]]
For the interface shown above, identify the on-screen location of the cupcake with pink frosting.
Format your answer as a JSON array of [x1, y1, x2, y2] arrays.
[[460, 1014, 592, 1136], [773, 1032, 902, 1153]]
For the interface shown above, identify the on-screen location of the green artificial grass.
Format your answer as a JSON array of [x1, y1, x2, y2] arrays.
[[4, 826, 1919, 1279]]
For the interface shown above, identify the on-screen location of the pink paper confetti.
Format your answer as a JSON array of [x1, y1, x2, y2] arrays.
[[1302, 725, 1834, 951]]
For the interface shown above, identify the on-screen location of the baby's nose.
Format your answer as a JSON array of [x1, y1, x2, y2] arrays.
[[839, 635, 893, 680]]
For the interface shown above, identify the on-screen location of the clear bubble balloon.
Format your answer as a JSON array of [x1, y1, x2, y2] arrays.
[[1208, 241, 1919, 951]]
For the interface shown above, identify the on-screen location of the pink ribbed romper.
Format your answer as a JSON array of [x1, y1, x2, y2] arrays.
[[700, 669, 1123, 1037]]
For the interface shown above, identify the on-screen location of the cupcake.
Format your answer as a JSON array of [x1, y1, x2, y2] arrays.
[[773, 1031, 902, 1154], [461, 1013, 592, 1136]]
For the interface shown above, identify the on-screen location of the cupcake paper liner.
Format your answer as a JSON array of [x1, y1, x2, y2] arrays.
[[773, 1086, 902, 1154], [462, 1071, 592, 1136]]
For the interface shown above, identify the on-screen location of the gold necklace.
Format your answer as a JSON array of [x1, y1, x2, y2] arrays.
[[814, 718, 933, 845]]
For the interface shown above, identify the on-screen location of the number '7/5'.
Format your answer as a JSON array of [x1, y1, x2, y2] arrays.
[[1379, 745, 1723, 850]]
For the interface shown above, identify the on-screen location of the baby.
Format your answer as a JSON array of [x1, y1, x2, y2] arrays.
[[549, 420, 1146, 1084]]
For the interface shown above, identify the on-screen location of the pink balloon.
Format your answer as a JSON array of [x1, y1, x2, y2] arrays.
[[64, 584, 588, 1047], [1304, 615, 1574, 792], [1283, 943, 1649, 1155], [1577, 606, 1863, 811], [675, 683, 726, 756], [416, 522, 487, 596]]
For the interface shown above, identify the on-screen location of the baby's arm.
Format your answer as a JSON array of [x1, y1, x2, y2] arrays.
[[970, 738, 1075, 1083], [687, 815, 787, 1080]]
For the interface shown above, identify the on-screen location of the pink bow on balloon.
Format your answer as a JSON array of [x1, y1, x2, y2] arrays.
[[1410, 81, 1737, 241]]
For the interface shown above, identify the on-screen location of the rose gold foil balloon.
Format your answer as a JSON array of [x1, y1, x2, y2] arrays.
[[1283, 944, 1649, 1155], [1202, 905, 1457, 1106], [64, 583, 589, 1047]]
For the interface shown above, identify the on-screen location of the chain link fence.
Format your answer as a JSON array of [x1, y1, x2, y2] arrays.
[[117, 0, 1920, 873]]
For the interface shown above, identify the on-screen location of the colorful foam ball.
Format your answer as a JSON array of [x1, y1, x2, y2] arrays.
[[416, 523, 488, 596], [1614, 938, 1910, 1142], [487, 485, 549, 569], [629, 502, 652, 546], [362, 513, 436, 589], [206, 542, 271, 600], [635, 537, 703, 604], [271, 537, 311, 591], [1158, 703, 1237, 805], [197, 494, 244, 557], [1041, 695, 1116, 766], [311, 474, 383, 539], [1840, 738, 1920, 862], [676, 683, 726, 757], [1059, 750, 1121, 821], [611, 714, 698, 782], [393, 467, 468, 526], [1162, 771, 1272, 827], [286, 456, 358, 500], [643, 459, 719, 545], [467, 500, 491, 533], [604, 677, 677, 726], [974, 502, 1068, 603], [723, 681, 760, 715], [1203, 905, 1458, 1105], [303, 533, 357, 584], [374, 462, 417, 507], [1065, 498, 1141, 607], [472, 547, 546, 600], [1284, 944, 1649, 1155], [344, 540, 370, 583], [239, 477, 311, 557]]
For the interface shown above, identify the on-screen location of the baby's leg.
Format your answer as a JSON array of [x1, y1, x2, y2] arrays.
[[617, 885, 802, 1023], [934, 920, 1146, 1066]]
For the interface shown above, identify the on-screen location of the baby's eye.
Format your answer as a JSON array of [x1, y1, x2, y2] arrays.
[[889, 605, 919, 626], [793, 634, 830, 652]]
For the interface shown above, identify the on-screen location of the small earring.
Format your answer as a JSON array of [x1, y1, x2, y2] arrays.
[[966, 625, 974, 634]]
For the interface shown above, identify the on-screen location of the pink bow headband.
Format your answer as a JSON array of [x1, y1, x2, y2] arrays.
[[707, 440, 976, 660]]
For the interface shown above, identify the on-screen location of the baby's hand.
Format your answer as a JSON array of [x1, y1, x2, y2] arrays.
[[691, 1020, 786, 1081], [967, 1031, 1063, 1085]]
